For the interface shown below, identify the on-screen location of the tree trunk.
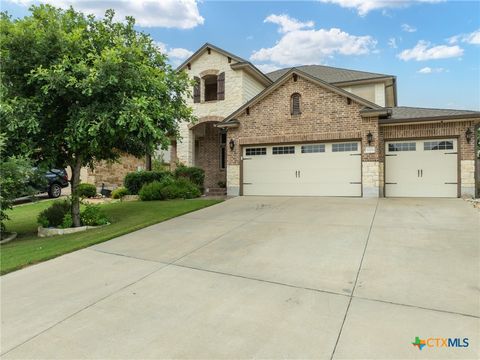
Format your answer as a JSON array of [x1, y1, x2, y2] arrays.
[[145, 153, 152, 171], [70, 157, 82, 227]]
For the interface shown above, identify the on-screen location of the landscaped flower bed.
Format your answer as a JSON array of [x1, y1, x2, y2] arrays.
[[37, 199, 110, 237]]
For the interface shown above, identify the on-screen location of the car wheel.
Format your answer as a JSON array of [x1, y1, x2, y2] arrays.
[[48, 183, 62, 198]]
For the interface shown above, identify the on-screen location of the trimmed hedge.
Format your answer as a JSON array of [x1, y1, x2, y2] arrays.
[[139, 178, 201, 201], [76, 183, 97, 198], [124, 171, 171, 195], [174, 165, 204, 190]]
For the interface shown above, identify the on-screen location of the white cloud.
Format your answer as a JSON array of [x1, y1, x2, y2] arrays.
[[264, 14, 314, 33], [448, 29, 480, 45], [398, 40, 463, 61], [388, 37, 398, 48], [155, 42, 193, 66], [401, 23, 417, 33], [417, 66, 446, 74], [318, 0, 444, 16], [251, 23, 376, 65], [6, 0, 204, 28], [254, 63, 282, 73]]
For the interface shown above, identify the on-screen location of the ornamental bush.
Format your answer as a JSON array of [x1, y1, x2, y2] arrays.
[[37, 200, 71, 228], [80, 204, 109, 226], [111, 187, 129, 199], [124, 171, 171, 194], [76, 183, 97, 198], [139, 178, 201, 201], [173, 165, 204, 190]]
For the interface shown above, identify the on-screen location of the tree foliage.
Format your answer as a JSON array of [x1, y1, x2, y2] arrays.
[[1, 5, 195, 226]]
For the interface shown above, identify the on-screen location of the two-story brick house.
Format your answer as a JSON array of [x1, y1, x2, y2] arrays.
[[171, 43, 479, 198], [87, 42, 479, 198]]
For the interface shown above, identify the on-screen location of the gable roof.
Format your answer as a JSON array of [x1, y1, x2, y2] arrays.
[[266, 65, 394, 84], [176, 43, 272, 86], [219, 68, 382, 126], [177, 43, 247, 71]]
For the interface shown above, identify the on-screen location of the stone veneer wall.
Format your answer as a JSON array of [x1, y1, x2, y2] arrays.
[[87, 154, 145, 188], [176, 49, 247, 166]]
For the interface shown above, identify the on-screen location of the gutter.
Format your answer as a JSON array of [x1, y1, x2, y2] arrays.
[[379, 114, 480, 125]]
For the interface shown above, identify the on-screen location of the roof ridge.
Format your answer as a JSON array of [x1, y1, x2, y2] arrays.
[[266, 64, 393, 77]]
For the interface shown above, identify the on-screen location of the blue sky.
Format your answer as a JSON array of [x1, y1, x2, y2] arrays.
[[3, 1, 480, 110]]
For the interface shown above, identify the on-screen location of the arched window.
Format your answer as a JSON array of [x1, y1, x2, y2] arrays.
[[291, 93, 301, 115]]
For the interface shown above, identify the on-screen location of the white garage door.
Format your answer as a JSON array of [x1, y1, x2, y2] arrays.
[[385, 139, 458, 197], [242, 142, 361, 196]]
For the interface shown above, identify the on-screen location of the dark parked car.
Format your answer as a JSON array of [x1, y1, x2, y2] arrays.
[[42, 169, 69, 198]]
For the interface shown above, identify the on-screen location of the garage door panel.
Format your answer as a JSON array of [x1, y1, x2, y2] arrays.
[[385, 139, 458, 198], [243, 142, 361, 197]]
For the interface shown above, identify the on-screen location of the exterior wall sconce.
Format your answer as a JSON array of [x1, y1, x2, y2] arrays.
[[229, 139, 235, 151], [367, 131, 373, 145], [465, 127, 472, 144]]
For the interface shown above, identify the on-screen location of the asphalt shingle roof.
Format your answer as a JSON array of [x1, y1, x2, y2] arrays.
[[388, 106, 479, 120], [266, 65, 393, 84]]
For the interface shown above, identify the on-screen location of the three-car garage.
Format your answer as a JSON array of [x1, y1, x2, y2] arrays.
[[241, 138, 459, 198]]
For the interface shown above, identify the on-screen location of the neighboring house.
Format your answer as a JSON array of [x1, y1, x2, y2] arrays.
[[92, 42, 480, 198]]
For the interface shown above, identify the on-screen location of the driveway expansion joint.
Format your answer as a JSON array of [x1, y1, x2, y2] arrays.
[[330, 198, 379, 360]]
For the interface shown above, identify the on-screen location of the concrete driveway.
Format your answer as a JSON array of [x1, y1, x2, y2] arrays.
[[1, 197, 479, 359]]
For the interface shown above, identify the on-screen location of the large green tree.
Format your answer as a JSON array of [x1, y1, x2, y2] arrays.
[[1, 5, 194, 226]]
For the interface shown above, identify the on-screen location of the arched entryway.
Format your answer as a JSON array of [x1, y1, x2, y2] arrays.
[[190, 117, 227, 191]]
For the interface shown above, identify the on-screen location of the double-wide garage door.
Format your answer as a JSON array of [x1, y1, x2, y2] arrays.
[[243, 142, 361, 196], [385, 139, 458, 197]]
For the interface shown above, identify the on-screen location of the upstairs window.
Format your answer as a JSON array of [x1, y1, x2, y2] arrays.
[[204, 75, 218, 101], [291, 93, 301, 115], [202, 72, 225, 102]]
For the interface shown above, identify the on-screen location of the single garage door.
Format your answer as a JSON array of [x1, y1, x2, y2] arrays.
[[242, 142, 361, 196], [385, 139, 458, 197]]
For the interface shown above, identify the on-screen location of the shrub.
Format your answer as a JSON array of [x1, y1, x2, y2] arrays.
[[80, 204, 109, 226], [138, 181, 164, 201], [60, 214, 73, 229], [165, 178, 201, 199], [37, 200, 71, 228], [124, 170, 171, 194], [111, 187, 129, 199], [139, 178, 201, 201], [76, 183, 97, 198], [174, 165, 204, 190]]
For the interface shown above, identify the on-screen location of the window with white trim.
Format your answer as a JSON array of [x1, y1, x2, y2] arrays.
[[332, 143, 358, 152], [245, 147, 266, 156], [301, 144, 325, 153], [272, 146, 295, 155], [388, 142, 416, 152], [424, 141, 453, 151]]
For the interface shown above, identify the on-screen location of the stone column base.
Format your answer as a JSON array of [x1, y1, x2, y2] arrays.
[[362, 161, 382, 198]]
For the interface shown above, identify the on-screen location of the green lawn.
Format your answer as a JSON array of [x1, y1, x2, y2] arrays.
[[1, 198, 221, 275]]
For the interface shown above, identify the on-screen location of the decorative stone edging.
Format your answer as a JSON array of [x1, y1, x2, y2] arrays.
[[38, 224, 109, 238], [0, 232, 18, 244]]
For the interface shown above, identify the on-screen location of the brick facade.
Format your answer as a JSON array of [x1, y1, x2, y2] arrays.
[[226, 75, 383, 196], [225, 73, 479, 197], [192, 121, 226, 189]]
